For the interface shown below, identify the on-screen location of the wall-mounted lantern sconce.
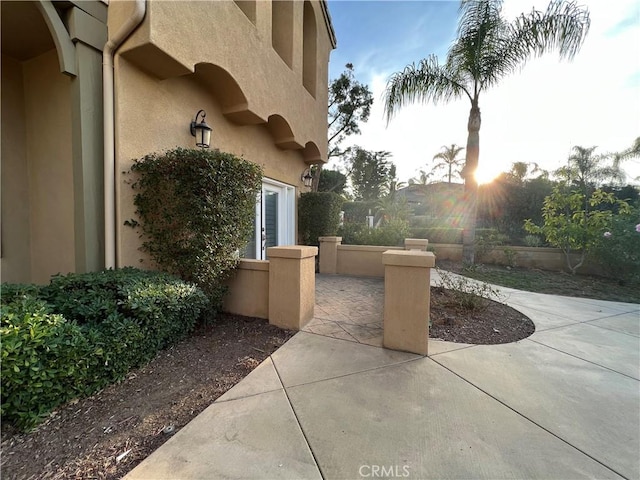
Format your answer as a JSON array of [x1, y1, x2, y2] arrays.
[[301, 168, 314, 188], [190, 109, 212, 148]]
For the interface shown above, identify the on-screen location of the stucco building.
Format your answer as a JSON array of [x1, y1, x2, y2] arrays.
[[1, 0, 336, 284]]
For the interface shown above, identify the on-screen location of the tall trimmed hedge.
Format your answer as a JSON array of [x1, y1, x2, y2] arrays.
[[128, 148, 262, 311], [342, 201, 378, 224], [298, 192, 344, 246], [1, 268, 208, 430]]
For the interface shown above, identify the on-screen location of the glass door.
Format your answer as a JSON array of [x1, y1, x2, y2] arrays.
[[241, 179, 294, 260]]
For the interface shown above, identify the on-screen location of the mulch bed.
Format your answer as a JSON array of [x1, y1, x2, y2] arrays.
[[0, 315, 294, 480], [430, 286, 535, 344]]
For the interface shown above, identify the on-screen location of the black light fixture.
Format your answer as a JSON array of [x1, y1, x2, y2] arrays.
[[301, 167, 314, 188], [190, 109, 212, 148]]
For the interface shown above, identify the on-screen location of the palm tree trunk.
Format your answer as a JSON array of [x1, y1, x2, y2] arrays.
[[462, 104, 481, 264]]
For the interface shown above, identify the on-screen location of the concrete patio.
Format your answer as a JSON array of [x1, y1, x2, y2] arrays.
[[126, 274, 640, 480]]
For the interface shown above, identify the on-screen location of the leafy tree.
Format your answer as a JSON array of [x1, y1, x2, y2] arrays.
[[348, 147, 394, 201], [432, 144, 465, 183], [479, 170, 555, 242], [383, 0, 590, 264], [383, 164, 406, 199], [524, 187, 631, 274], [313, 64, 374, 191], [377, 195, 410, 225], [600, 184, 640, 209], [318, 169, 348, 196]]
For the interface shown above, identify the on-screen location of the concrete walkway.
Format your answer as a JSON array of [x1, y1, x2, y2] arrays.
[[126, 275, 640, 480]]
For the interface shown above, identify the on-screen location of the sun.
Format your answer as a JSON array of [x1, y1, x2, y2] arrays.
[[475, 169, 500, 185]]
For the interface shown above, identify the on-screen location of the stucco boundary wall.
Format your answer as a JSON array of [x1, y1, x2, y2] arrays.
[[430, 244, 602, 275], [320, 238, 601, 276], [223, 246, 318, 331], [319, 237, 429, 277]]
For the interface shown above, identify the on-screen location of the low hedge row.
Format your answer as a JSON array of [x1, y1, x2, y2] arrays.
[[1, 268, 208, 430], [339, 222, 409, 247]]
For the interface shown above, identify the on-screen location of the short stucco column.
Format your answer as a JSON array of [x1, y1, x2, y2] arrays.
[[404, 238, 429, 251], [267, 246, 318, 330], [382, 250, 436, 355], [319, 236, 342, 274]]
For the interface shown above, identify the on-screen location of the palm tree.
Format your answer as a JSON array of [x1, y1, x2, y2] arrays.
[[556, 145, 625, 194], [508, 161, 542, 183], [384, 0, 590, 263], [432, 144, 465, 184], [611, 137, 640, 181], [409, 169, 433, 185]]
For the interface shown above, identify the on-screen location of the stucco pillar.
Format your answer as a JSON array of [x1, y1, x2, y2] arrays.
[[382, 250, 436, 356], [319, 236, 341, 274], [267, 246, 318, 330], [68, 4, 108, 273], [404, 238, 429, 251]]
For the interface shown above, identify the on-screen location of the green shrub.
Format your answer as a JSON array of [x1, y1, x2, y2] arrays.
[[592, 209, 640, 284], [525, 188, 632, 274], [339, 220, 409, 246], [298, 192, 344, 246], [128, 148, 262, 312], [1, 268, 208, 430], [523, 234, 543, 247], [475, 229, 510, 261], [435, 268, 504, 312], [342, 201, 378, 225], [1, 294, 95, 429]]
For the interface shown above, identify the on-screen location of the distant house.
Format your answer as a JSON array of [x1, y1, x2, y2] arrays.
[[397, 182, 465, 219], [1, 0, 336, 284]]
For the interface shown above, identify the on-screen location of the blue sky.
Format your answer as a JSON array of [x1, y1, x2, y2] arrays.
[[325, 0, 640, 185]]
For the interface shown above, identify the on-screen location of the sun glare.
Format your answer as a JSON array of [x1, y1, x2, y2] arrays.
[[475, 169, 499, 185]]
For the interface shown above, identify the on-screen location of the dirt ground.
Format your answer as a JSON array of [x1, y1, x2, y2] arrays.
[[1, 288, 533, 479], [1, 314, 295, 480], [430, 286, 535, 344]]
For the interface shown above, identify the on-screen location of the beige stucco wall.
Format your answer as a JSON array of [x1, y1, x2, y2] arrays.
[[476, 245, 603, 275], [23, 50, 76, 283], [426, 243, 602, 275], [1, 55, 31, 283], [1, 50, 75, 284], [111, 0, 332, 162], [114, 61, 309, 266], [111, 0, 334, 268], [336, 245, 404, 278], [223, 260, 270, 319]]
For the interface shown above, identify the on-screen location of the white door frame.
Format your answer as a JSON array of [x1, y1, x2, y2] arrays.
[[249, 178, 295, 260]]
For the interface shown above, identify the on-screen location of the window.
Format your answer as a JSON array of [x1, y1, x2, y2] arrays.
[[302, 1, 317, 97], [272, 0, 294, 67]]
